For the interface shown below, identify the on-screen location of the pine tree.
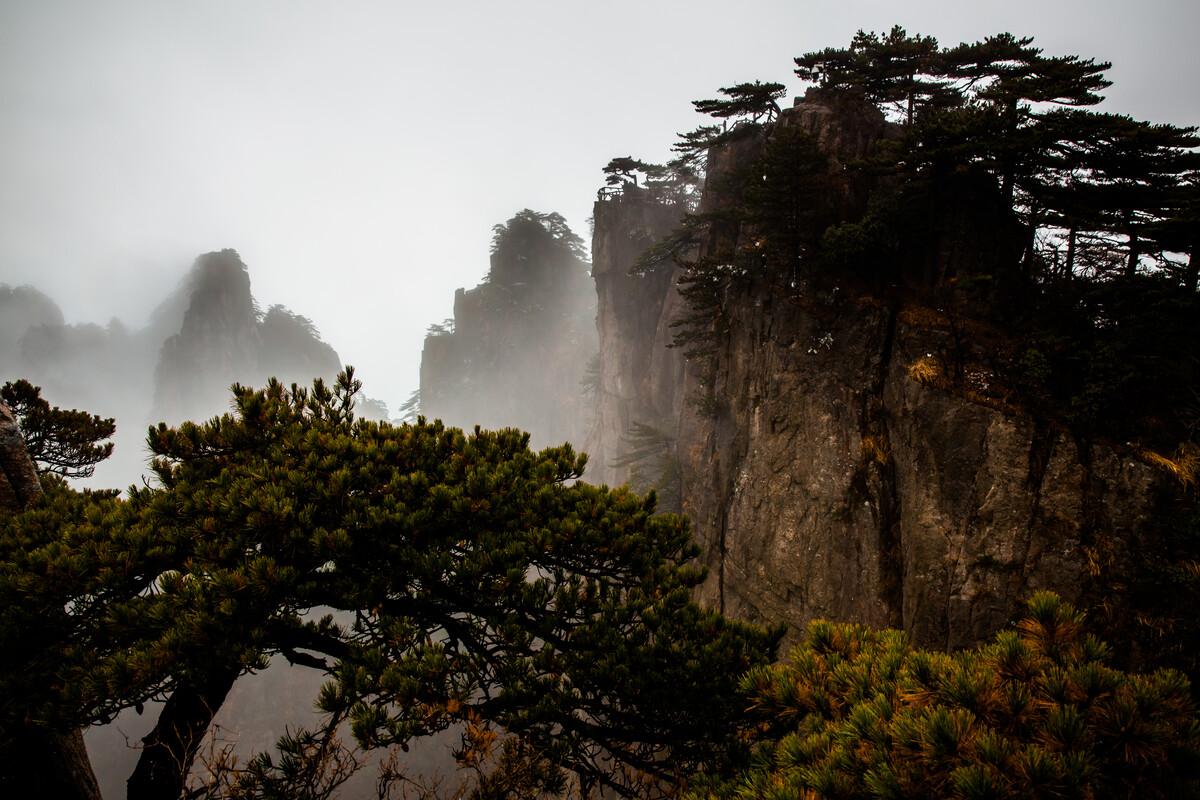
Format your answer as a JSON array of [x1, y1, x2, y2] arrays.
[[672, 124, 727, 170], [1, 370, 778, 799], [602, 156, 658, 187], [1, 379, 114, 479], [693, 594, 1200, 800], [796, 26, 950, 125], [692, 81, 787, 126], [938, 33, 1112, 207], [0, 393, 104, 800]]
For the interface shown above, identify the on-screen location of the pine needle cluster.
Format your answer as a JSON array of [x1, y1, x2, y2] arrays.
[[692, 593, 1200, 800]]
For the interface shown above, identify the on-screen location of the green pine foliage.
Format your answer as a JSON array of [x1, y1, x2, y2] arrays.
[[795, 26, 949, 125], [672, 125, 731, 172], [741, 125, 838, 276], [601, 157, 703, 208], [1, 379, 115, 479], [693, 82, 787, 126], [604, 156, 662, 187], [630, 28, 1199, 449], [489, 209, 589, 282], [793, 26, 1198, 277], [0, 369, 778, 795], [692, 594, 1200, 800]]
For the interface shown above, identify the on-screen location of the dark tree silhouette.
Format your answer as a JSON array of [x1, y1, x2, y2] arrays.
[[1, 371, 777, 800], [0, 380, 114, 479], [692, 81, 787, 125]]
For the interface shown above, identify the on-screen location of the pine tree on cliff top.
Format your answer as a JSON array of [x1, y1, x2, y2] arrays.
[[795, 25, 949, 125], [692, 80, 787, 126], [794, 27, 1199, 283]]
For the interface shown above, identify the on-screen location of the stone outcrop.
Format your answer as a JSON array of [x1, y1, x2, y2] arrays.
[[582, 189, 688, 487], [153, 249, 262, 422], [1, 249, 344, 491], [586, 90, 1163, 650], [674, 287, 1158, 650]]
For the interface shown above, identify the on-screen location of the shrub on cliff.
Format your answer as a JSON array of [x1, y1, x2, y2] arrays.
[[691, 593, 1200, 800]]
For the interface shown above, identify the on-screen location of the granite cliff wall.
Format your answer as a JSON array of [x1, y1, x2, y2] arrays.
[[582, 190, 688, 487], [587, 92, 1163, 650]]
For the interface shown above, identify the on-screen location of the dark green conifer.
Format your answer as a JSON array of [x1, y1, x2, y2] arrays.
[[693, 594, 1200, 800], [1, 380, 114, 479], [796, 26, 949, 124], [1, 370, 777, 799], [692, 81, 787, 126]]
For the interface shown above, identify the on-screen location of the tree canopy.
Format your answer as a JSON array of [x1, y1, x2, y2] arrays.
[[603, 156, 662, 187], [626, 29, 1199, 450], [794, 26, 1198, 270], [490, 209, 587, 261], [488, 209, 590, 289], [0, 370, 777, 799], [0, 379, 114, 479], [693, 594, 1200, 800], [601, 157, 702, 207], [795, 26, 949, 124], [692, 81, 787, 126]]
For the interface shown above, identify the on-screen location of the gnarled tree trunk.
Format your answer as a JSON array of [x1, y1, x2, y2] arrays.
[[0, 400, 103, 800], [127, 664, 241, 800]]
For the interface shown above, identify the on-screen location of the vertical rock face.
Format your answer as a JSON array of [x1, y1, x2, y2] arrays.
[[583, 191, 687, 486], [0, 249, 343, 489], [419, 211, 596, 449], [0, 402, 43, 509], [587, 91, 1164, 650], [674, 288, 1158, 650]]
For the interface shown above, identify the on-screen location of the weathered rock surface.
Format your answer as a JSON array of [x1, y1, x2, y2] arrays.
[[674, 290, 1159, 650], [153, 249, 342, 425], [587, 91, 1163, 650], [582, 190, 687, 486]]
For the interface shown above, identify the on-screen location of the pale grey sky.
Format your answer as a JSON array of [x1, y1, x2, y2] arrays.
[[2, 0, 1197, 410]]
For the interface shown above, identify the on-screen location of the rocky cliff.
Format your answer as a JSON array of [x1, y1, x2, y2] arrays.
[[586, 91, 1165, 651], [0, 402, 103, 800], [420, 210, 596, 449], [153, 249, 342, 425], [583, 190, 687, 489]]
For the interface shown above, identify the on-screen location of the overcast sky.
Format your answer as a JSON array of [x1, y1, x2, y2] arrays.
[[2, 0, 1197, 411]]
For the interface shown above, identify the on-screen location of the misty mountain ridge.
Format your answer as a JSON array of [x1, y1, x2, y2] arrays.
[[4, 18, 1200, 800], [419, 209, 597, 449], [1, 248, 359, 488]]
